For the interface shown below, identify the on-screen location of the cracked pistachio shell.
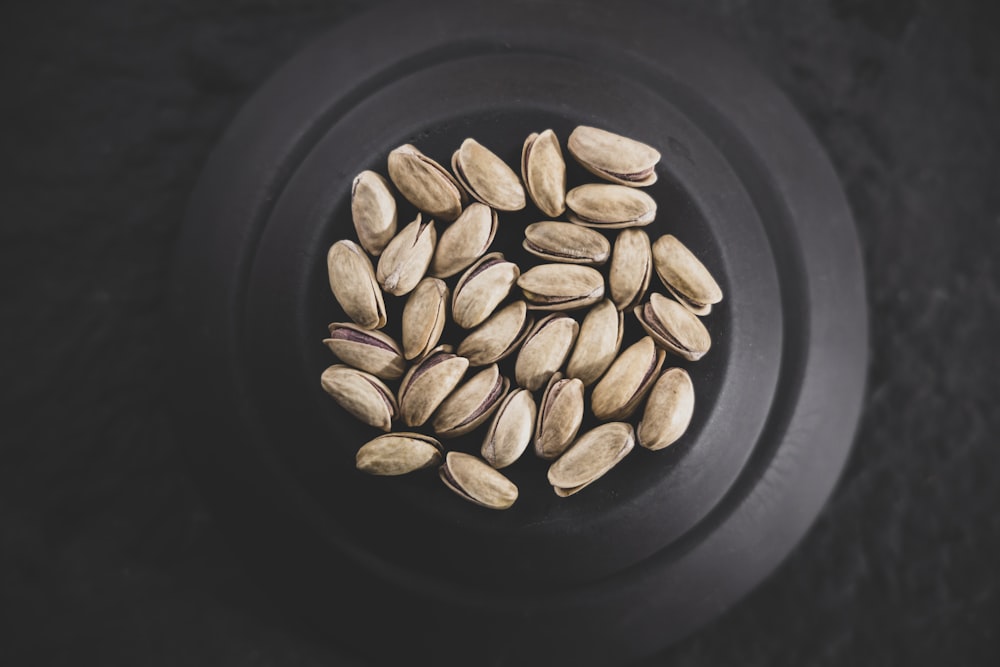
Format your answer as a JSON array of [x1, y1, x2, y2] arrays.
[[376, 213, 437, 297], [590, 336, 665, 421], [534, 373, 585, 461], [401, 277, 449, 361], [634, 292, 712, 361], [637, 368, 695, 451], [457, 300, 534, 367], [439, 451, 518, 510], [652, 234, 723, 316], [548, 422, 635, 497], [432, 364, 509, 438], [429, 202, 497, 279], [397, 345, 469, 427], [567, 125, 660, 187], [323, 323, 406, 380], [351, 170, 397, 256], [565, 183, 656, 228], [356, 433, 443, 476], [521, 129, 566, 217], [517, 263, 605, 311], [565, 299, 624, 386], [452, 252, 520, 329], [609, 229, 652, 311], [326, 240, 387, 330], [387, 144, 465, 221], [451, 138, 526, 211], [522, 221, 610, 266], [514, 313, 579, 392], [320, 364, 397, 432], [481, 388, 536, 469]]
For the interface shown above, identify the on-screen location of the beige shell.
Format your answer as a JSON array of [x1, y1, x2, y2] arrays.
[[401, 277, 449, 361], [439, 451, 518, 510], [567, 125, 660, 187], [521, 129, 566, 217], [350, 170, 398, 256], [429, 203, 497, 279], [608, 229, 652, 311], [457, 300, 534, 367], [326, 240, 387, 330], [514, 313, 579, 392], [481, 388, 536, 469], [522, 221, 611, 266], [634, 292, 712, 361], [376, 213, 437, 297], [451, 252, 520, 329], [534, 373, 585, 461], [451, 138, 526, 211], [355, 433, 443, 476], [547, 422, 635, 497], [387, 144, 465, 221], [651, 234, 723, 316], [320, 364, 397, 432], [397, 345, 469, 427], [565, 299, 624, 386], [432, 364, 510, 438], [565, 183, 656, 228], [323, 323, 406, 380], [637, 368, 695, 451], [517, 263, 605, 311], [590, 336, 665, 421]]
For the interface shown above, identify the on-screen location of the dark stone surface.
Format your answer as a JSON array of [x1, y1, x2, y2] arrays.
[[1, 0, 998, 665]]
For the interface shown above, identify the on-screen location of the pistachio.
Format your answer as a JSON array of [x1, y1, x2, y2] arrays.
[[452, 252, 520, 329], [565, 299, 624, 386], [514, 313, 579, 391], [534, 373, 585, 460], [326, 240, 387, 330], [608, 228, 652, 311], [521, 129, 566, 217], [323, 323, 406, 380], [548, 422, 635, 497], [432, 364, 510, 438], [451, 138, 526, 211], [320, 364, 397, 432], [590, 336, 665, 421], [637, 368, 695, 451], [565, 183, 656, 228], [481, 388, 536, 469], [651, 234, 723, 316], [355, 433, 443, 476], [457, 300, 534, 367], [350, 170, 397, 256], [376, 213, 437, 297], [522, 221, 610, 266], [567, 126, 660, 187], [634, 293, 712, 361], [439, 451, 518, 510], [397, 345, 469, 427], [387, 144, 465, 221], [400, 277, 449, 361], [517, 263, 605, 311], [428, 202, 497, 279]]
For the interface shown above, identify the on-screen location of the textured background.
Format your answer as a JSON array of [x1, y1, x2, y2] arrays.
[[2, 0, 998, 665]]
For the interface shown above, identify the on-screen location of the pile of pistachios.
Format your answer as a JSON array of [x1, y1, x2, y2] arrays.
[[322, 126, 722, 509]]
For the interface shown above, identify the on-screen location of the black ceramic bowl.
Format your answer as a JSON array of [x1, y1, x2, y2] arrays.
[[170, 2, 868, 665]]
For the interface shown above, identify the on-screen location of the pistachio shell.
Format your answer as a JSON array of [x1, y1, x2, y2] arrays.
[[634, 293, 712, 361], [521, 129, 566, 217], [534, 373, 585, 460], [565, 299, 624, 386], [323, 323, 406, 380], [609, 229, 652, 311], [326, 240, 387, 330], [439, 452, 518, 510], [517, 263, 605, 311], [590, 336, 665, 421], [565, 183, 656, 228], [320, 364, 397, 432], [457, 300, 534, 367], [651, 234, 723, 316], [522, 221, 610, 266], [451, 138, 526, 211], [397, 345, 469, 427], [387, 144, 465, 221], [452, 252, 520, 329], [432, 364, 510, 438], [356, 433, 443, 476], [567, 126, 660, 187], [637, 368, 695, 451], [376, 213, 437, 296], [401, 277, 449, 361], [351, 170, 397, 256], [514, 313, 579, 392], [481, 389, 536, 469], [548, 422, 635, 497], [429, 203, 497, 278]]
